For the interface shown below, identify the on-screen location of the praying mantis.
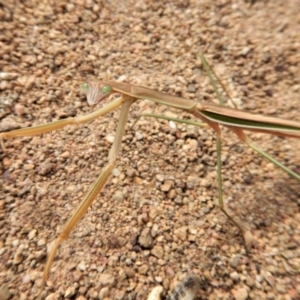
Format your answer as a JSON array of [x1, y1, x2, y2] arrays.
[[1, 56, 300, 299]]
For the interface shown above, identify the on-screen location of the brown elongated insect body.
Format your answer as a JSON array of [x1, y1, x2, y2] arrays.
[[86, 80, 300, 138]]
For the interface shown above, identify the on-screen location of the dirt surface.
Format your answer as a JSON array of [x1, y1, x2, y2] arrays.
[[0, 1, 300, 299]]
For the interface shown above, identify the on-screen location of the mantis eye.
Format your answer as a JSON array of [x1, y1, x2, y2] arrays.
[[102, 85, 112, 93], [81, 82, 89, 91]]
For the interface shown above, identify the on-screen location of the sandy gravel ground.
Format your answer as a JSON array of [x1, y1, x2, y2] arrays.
[[0, 1, 300, 299]]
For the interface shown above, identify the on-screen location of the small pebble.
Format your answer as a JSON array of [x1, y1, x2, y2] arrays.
[[64, 286, 76, 298], [28, 229, 37, 240], [232, 287, 248, 300], [0, 284, 11, 300], [77, 261, 86, 271], [174, 226, 188, 241], [13, 251, 24, 265], [138, 228, 153, 249], [98, 273, 116, 287], [112, 191, 124, 203]]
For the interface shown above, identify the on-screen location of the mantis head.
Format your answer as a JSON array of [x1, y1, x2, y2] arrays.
[[82, 82, 113, 105]]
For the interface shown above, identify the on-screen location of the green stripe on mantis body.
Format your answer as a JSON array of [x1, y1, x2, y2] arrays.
[[201, 110, 300, 133]]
